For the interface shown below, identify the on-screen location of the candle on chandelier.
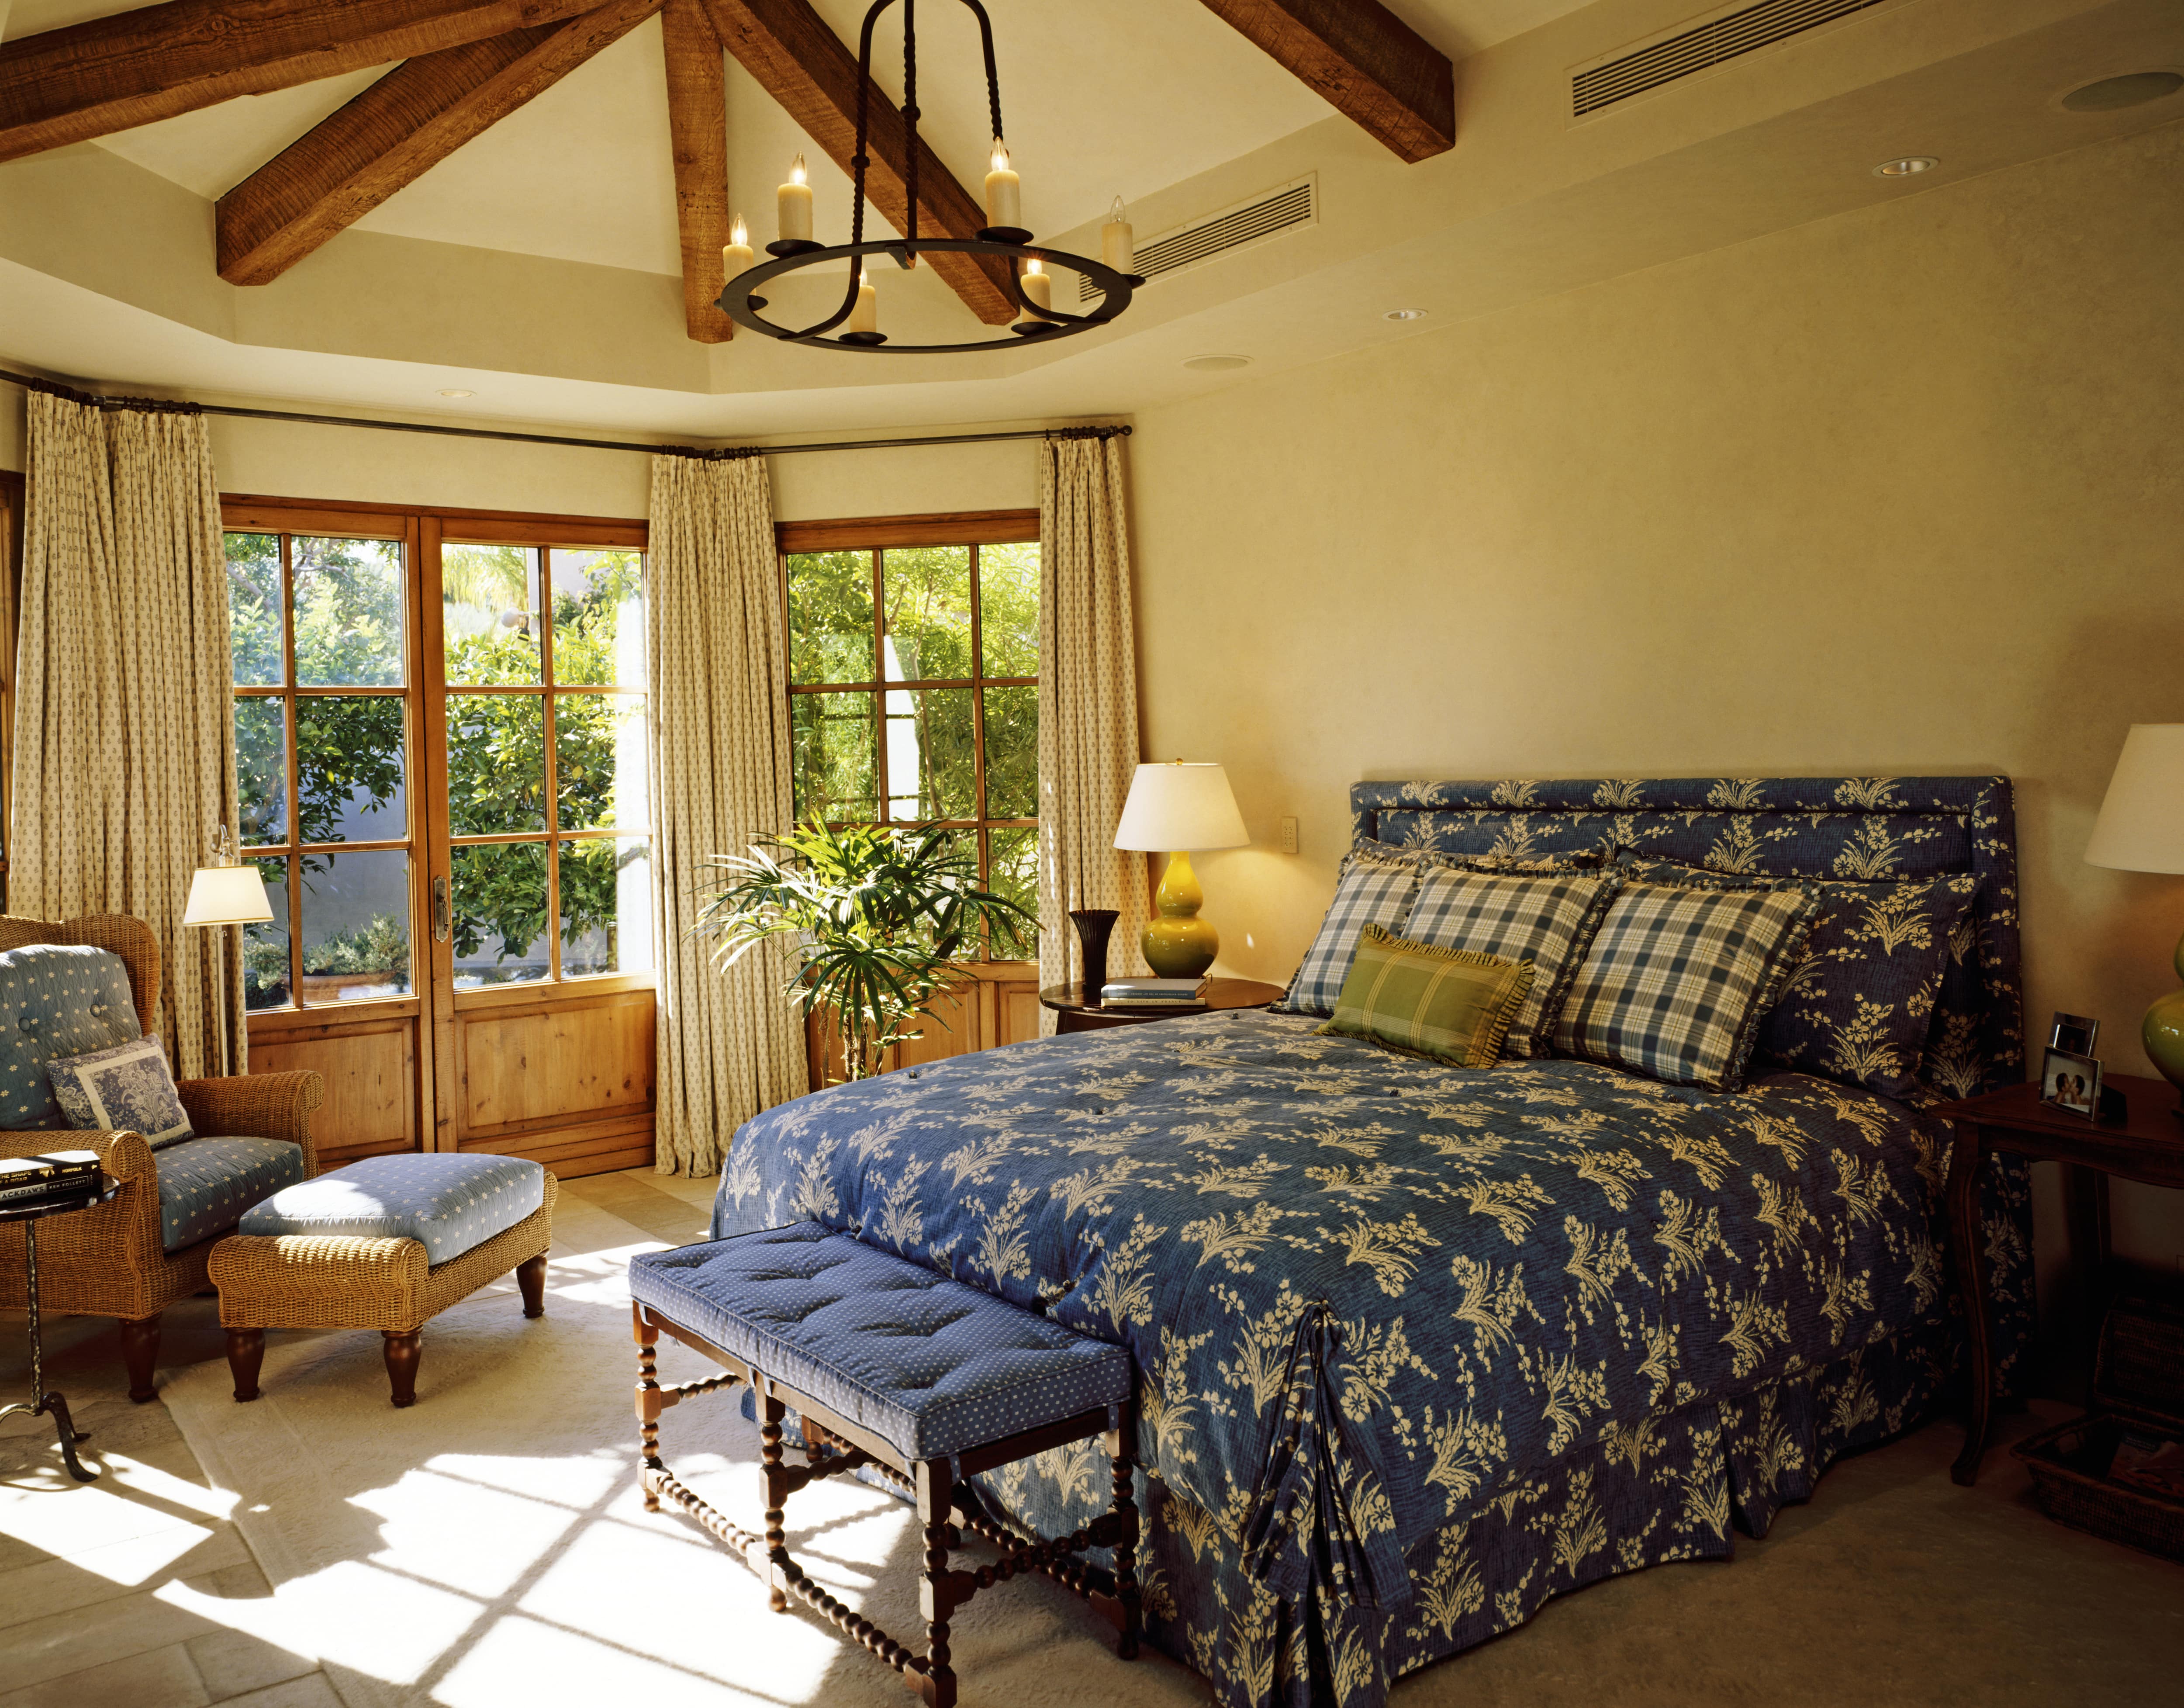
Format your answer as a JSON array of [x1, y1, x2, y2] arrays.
[[1101, 197, 1134, 276], [722, 216, 754, 285], [1015, 257, 1052, 326], [850, 268, 878, 335], [984, 140, 1021, 230], [778, 155, 812, 244]]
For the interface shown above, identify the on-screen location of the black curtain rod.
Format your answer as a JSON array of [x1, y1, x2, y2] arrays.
[[0, 366, 1128, 458]]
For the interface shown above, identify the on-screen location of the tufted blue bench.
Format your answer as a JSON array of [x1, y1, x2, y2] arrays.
[[627, 1222, 1140, 1708]]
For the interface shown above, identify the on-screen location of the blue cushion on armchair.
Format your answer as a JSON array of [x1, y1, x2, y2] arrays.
[[159, 1136, 308, 1253], [0, 944, 142, 1129]]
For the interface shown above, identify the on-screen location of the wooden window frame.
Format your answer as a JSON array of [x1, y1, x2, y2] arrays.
[[777, 508, 1039, 967]]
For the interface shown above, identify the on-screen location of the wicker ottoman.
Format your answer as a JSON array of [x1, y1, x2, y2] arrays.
[[209, 1155, 556, 1408]]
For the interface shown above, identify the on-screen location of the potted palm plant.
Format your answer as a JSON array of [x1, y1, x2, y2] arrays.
[[696, 819, 1036, 1086]]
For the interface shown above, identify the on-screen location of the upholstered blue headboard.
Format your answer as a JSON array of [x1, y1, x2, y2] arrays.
[[1350, 775, 2024, 1097]]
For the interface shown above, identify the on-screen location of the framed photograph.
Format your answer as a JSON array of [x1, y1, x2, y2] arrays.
[[2049, 1012, 2100, 1056], [2039, 1047, 2102, 1120]]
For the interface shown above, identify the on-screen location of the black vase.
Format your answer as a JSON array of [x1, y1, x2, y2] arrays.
[[1069, 909, 1119, 1001]]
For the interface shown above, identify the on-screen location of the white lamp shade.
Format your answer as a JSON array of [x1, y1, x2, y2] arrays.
[[2086, 724, 2184, 875], [1113, 762, 1248, 852], [182, 864, 275, 927]]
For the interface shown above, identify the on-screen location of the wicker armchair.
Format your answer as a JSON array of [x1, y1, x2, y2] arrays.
[[0, 913, 324, 1401]]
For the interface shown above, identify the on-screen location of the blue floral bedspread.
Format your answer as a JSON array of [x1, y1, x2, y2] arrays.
[[711, 1010, 2028, 1705]]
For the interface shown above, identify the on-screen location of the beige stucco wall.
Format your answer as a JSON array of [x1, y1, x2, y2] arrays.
[[1130, 120, 2184, 1321]]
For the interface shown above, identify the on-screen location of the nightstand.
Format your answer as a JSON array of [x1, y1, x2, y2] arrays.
[[1929, 1072, 2184, 1487], [1038, 978, 1285, 1035]]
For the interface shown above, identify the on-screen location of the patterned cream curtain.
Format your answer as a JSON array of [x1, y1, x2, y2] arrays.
[[646, 452, 808, 1176], [12, 389, 246, 1076], [1036, 432, 1150, 1028]]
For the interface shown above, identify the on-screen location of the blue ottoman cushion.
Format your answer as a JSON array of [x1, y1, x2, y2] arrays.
[[160, 1136, 308, 1252], [240, 1153, 547, 1265], [627, 1223, 1132, 1464]]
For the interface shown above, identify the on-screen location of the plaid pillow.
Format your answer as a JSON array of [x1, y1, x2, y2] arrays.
[[1552, 878, 1820, 1090], [1402, 858, 1624, 1057], [1275, 842, 1421, 1017], [1317, 925, 1534, 1068], [1618, 855, 1979, 1099]]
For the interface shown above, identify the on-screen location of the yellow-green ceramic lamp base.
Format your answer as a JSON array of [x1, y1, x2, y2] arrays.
[[2144, 927, 2184, 1114], [1141, 849, 1219, 979]]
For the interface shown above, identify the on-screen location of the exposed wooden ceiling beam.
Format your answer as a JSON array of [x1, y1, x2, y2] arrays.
[[0, 0, 616, 165], [694, 0, 1014, 326], [217, 1, 662, 287], [661, 0, 734, 342], [1197, 0, 1453, 163]]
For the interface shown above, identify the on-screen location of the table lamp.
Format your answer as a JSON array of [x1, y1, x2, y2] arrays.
[[182, 826, 275, 929], [2084, 723, 2184, 1111], [1113, 761, 1248, 979]]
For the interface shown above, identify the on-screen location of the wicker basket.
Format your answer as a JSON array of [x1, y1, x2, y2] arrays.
[[2011, 1294, 2184, 1564]]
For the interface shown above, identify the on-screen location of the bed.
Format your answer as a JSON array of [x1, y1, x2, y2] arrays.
[[710, 776, 2033, 1708]]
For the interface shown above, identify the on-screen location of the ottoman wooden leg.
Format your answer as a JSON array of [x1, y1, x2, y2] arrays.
[[227, 1328, 266, 1402], [384, 1330, 422, 1407], [516, 1252, 547, 1318], [120, 1313, 162, 1404]]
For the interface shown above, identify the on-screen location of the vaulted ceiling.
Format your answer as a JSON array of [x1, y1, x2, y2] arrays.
[[2, 0, 2179, 438]]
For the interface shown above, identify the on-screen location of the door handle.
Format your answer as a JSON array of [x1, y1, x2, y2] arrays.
[[432, 875, 450, 944]]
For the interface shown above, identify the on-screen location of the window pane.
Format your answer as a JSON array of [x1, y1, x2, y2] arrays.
[[787, 551, 874, 685], [450, 842, 549, 987], [244, 856, 291, 1010], [981, 685, 1036, 819], [226, 532, 283, 687], [297, 849, 411, 1003], [445, 545, 542, 686], [551, 550, 645, 687], [446, 694, 546, 834], [978, 541, 1039, 678], [559, 837, 653, 976], [884, 685, 975, 821], [293, 538, 404, 688], [987, 826, 1038, 961], [294, 695, 406, 844], [556, 694, 646, 833], [882, 546, 972, 683], [792, 691, 875, 821], [236, 697, 288, 845]]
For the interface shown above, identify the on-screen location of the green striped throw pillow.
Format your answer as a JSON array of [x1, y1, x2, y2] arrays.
[[1316, 925, 1535, 1068]]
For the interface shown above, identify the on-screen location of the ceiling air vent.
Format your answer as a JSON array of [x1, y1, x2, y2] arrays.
[[1572, 0, 1896, 118], [1077, 177, 1315, 302]]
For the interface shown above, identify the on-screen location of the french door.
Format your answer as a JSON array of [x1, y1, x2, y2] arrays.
[[224, 498, 657, 1178]]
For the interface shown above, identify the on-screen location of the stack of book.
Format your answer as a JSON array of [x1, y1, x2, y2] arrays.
[[1099, 978, 1207, 1011], [0, 1150, 107, 1214]]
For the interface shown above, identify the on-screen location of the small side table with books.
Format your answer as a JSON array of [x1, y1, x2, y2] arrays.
[[1039, 977, 1286, 1035], [1, 1151, 118, 1483]]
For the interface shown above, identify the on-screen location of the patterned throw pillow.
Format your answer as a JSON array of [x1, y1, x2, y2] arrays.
[[1401, 857, 1624, 1057], [1552, 878, 1820, 1091], [1619, 855, 1979, 1099], [47, 1035, 194, 1148], [1316, 925, 1534, 1068], [1275, 842, 1421, 1017]]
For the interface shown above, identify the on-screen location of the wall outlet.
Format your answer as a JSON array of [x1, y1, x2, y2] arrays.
[[1279, 816, 1299, 854]]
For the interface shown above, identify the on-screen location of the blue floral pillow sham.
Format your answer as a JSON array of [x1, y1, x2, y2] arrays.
[[1618, 854, 1979, 1100], [48, 1035, 194, 1148]]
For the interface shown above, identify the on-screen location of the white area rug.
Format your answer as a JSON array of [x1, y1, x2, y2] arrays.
[[160, 1186, 1206, 1708]]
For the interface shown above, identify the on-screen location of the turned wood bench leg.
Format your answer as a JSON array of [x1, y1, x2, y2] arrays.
[[916, 1459, 960, 1708], [1108, 1424, 1142, 1660], [517, 1252, 547, 1318], [759, 1390, 791, 1613], [384, 1330, 422, 1407], [634, 1306, 663, 1511], [227, 1328, 265, 1402]]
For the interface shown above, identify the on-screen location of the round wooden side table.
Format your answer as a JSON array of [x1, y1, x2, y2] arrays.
[[2, 1179, 122, 1483], [1038, 977, 1286, 1035]]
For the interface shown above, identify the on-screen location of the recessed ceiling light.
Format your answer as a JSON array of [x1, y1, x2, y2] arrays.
[[2061, 70, 2184, 112], [1872, 156, 1938, 179], [1182, 355, 1251, 373], [1383, 308, 1428, 322], [437, 387, 475, 398]]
